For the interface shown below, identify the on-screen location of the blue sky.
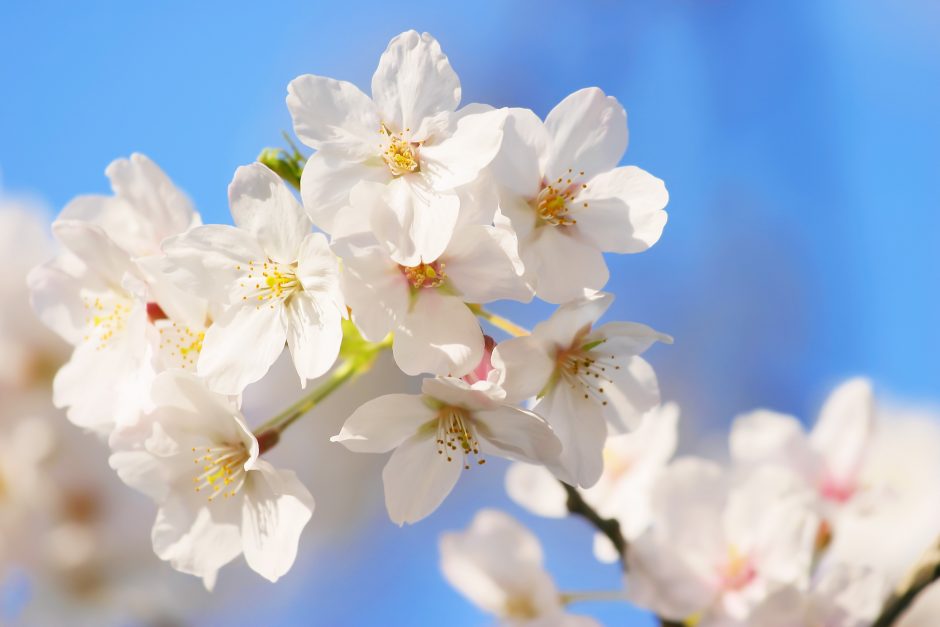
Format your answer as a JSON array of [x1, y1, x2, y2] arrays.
[[2, 1, 940, 625]]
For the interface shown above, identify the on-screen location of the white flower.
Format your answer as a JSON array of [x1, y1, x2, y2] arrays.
[[440, 509, 600, 627], [747, 563, 888, 627], [337, 193, 531, 377], [627, 459, 820, 625], [109, 371, 314, 589], [490, 92, 668, 303], [730, 378, 874, 515], [162, 162, 346, 395], [332, 377, 561, 525], [287, 30, 506, 264], [505, 402, 679, 562], [493, 291, 670, 486]]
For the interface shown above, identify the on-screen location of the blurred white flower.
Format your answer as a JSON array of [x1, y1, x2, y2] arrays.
[[332, 376, 560, 525], [162, 163, 346, 395], [493, 291, 670, 487], [109, 370, 314, 588], [287, 30, 505, 264], [440, 509, 599, 626], [490, 92, 668, 303], [505, 402, 679, 562], [627, 459, 820, 625]]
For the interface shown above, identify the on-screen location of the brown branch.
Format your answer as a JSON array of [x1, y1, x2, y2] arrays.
[[560, 481, 628, 568], [873, 536, 940, 626]]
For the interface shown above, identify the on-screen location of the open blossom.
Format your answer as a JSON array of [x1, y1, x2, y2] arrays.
[[162, 163, 346, 395], [287, 30, 505, 264], [109, 371, 314, 589], [332, 376, 561, 525], [28, 155, 205, 434], [490, 92, 668, 303], [337, 192, 531, 377], [493, 291, 670, 486], [627, 459, 820, 625], [505, 402, 679, 562], [440, 509, 599, 627]]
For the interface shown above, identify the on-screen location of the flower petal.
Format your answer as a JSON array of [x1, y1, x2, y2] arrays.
[[240, 461, 315, 583], [382, 431, 462, 525], [443, 224, 532, 304], [533, 291, 614, 349], [286, 74, 381, 158], [372, 176, 459, 266], [523, 226, 610, 304], [491, 336, 555, 403], [299, 152, 390, 235], [340, 245, 408, 342], [505, 462, 569, 518], [533, 384, 607, 488], [228, 163, 311, 264], [371, 31, 460, 133], [570, 166, 668, 254], [543, 87, 627, 181], [296, 232, 344, 312], [729, 410, 816, 473], [810, 378, 874, 487], [332, 393, 436, 453], [285, 293, 343, 385], [420, 109, 506, 191], [393, 291, 483, 377], [489, 107, 549, 199]]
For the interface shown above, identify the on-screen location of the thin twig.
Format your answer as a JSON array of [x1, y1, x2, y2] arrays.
[[561, 481, 628, 568], [873, 536, 940, 626]]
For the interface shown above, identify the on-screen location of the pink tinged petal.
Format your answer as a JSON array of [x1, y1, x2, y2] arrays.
[[299, 152, 390, 235], [491, 336, 555, 403], [393, 291, 483, 377], [286, 74, 382, 158], [810, 378, 874, 492], [296, 232, 344, 312], [543, 87, 628, 181], [371, 30, 461, 133], [421, 376, 504, 412], [524, 226, 610, 304], [443, 224, 532, 304], [340, 247, 408, 342], [161, 225, 267, 305], [285, 293, 343, 385], [533, 291, 614, 349], [570, 166, 668, 254], [420, 109, 507, 191], [332, 393, 436, 453], [505, 462, 569, 519], [196, 302, 286, 395], [372, 176, 459, 266], [240, 461, 315, 583], [382, 431, 462, 525], [151, 495, 242, 589], [489, 107, 550, 198], [228, 163, 311, 264], [534, 384, 608, 488]]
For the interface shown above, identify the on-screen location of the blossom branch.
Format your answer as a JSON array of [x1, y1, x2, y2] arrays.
[[872, 535, 940, 627], [560, 481, 628, 568]]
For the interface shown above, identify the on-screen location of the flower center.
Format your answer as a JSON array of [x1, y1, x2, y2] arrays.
[[719, 545, 757, 590], [435, 407, 486, 470], [192, 442, 250, 502], [534, 169, 589, 226], [504, 595, 539, 620], [380, 124, 420, 176], [401, 261, 446, 289], [82, 292, 134, 350], [156, 321, 206, 371], [556, 338, 621, 408], [238, 260, 302, 306]]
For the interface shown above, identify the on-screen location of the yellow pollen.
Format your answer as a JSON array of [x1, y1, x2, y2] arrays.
[[82, 294, 132, 350], [401, 261, 446, 289], [191, 443, 250, 501], [380, 124, 420, 176], [241, 260, 301, 306], [435, 408, 486, 470], [534, 172, 587, 226]]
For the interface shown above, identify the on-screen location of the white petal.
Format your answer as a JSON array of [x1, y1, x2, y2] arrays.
[[340, 246, 408, 342], [240, 461, 315, 583], [420, 109, 506, 191], [524, 226, 610, 304], [296, 232, 344, 312], [570, 166, 668, 254], [393, 291, 483, 376], [534, 385, 608, 487], [332, 393, 436, 453], [286, 74, 381, 158], [505, 462, 568, 518], [810, 378, 874, 488], [476, 406, 562, 466], [372, 176, 459, 266], [421, 376, 504, 411], [598, 355, 662, 433], [382, 431, 462, 525], [52, 220, 135, 288], [729, 410, 817, 475], [371, 31, 460, 133], [228, 163, 311, 264], [299, 152, 390, 235], [533, 291, 614, 348], [543, 87, 627, 181], [443, 224, 532, 303], [285, 293, 342, 385], [593, 533, 621, 564], [491, 336, 555, 403], [489, 107, 549, 198], [197, 303, 286, 395], [27, 261, 87, 345]]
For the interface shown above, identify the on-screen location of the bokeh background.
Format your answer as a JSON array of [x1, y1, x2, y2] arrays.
[[2, 1, 940, 625]]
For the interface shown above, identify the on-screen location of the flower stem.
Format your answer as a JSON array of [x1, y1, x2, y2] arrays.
[[560, 589, 630, 605], [469, 304, 530, 337], [872, 535, 940, 627], [560, 481, 628, 569]]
